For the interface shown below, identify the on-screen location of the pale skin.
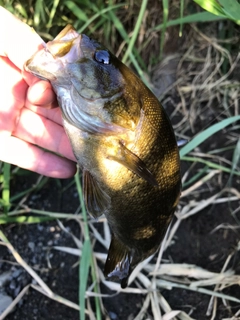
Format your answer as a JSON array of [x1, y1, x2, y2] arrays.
[[0, 6, 77, 178]]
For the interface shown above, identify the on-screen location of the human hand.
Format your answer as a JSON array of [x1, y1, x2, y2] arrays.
[[0, 7, 77, 178]]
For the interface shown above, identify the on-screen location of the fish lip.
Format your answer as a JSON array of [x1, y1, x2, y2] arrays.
[[24, 58, 38, 76], [44, 25, 83, 61], [53, 24, 79, 41], [45, 32, 83, 63], [24, 52, 57, 81], [24, 58, 31, 72]]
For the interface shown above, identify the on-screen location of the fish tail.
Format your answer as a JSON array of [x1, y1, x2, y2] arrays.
[[104, 235, 132, 289]]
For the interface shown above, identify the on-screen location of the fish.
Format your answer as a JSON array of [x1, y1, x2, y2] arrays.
[[25, 24, 181, 288]]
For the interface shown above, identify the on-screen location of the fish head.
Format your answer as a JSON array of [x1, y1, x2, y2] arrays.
[[25, 25, 125, 99], [25, 25, 141, 134]]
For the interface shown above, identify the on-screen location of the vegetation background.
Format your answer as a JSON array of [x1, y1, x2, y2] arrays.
[[0, 0, 240, 319]]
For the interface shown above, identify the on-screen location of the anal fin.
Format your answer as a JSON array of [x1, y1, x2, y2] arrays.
[[107, 141, 158, 186], [83, 170, 110, 219], [104, 234, 132, 289]]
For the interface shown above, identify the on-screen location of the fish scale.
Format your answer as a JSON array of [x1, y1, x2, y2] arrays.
[[25, 24, 181, 288]]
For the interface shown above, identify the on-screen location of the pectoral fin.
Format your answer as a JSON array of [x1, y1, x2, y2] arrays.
[[107, 141, 158, 186], [104, 234, 132, 289], [83, 170, 111, 219]]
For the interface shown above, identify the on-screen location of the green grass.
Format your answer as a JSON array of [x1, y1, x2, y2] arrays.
[[194, 0, 240, 24], [74, 172, 102, 320], [180, 115, 240, 157], [1, 162, 11, 214]]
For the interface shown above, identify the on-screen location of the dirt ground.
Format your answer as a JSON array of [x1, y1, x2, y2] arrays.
[[0, 13, 240, 320], [0, 163, 239, 319]]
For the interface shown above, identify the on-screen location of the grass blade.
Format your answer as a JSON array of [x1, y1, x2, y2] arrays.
[[64, 1, 88, 22], [180, 115, 240, 157], [75, 171, 102, 320], [228, 138, 240, 185], [34, 0, 46, 28], [122, 0, 148, 63], [179, 0, 185, 37], [193, 0, 226, 18], [152, 11, 226, 32], [0, 216, 55, 224], [219, 0, 240, 22], [47, 0, 60, 29], [159, 0, 169, 59], [181, 156, 240, 176], [2, 162, 11, 214], [75, 172, 91, 320], [79, 239, 91, 320], [194, 0, 240, 24], [77, 3, 125, 33]]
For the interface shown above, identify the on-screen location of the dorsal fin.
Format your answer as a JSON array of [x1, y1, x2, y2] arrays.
[[83, 170, 111, 219], [104, 234, 132, 289], [107, 141, 158, 186]]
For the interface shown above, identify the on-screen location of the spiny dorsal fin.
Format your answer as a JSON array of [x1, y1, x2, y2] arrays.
[[107, 141, 158, 186], [83, 170, 111, 219], [104, 234, 132, 289]]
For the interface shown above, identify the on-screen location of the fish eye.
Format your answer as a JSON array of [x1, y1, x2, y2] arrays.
[[94, 50, 111, 65]]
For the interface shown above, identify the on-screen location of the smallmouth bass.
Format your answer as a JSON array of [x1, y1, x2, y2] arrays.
[[25, 25, 181, 288]]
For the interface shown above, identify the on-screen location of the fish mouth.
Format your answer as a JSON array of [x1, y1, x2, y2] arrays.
[[25, 25, 83, 79], [54, 24, 79, 41], [24, 58, 47, 80], [45, 25, 83, 61]]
